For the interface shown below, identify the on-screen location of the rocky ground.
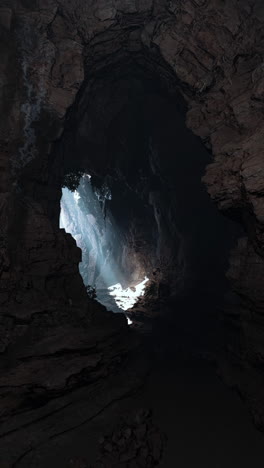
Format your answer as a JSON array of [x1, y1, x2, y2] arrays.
[[91, 408, 166, 468], [2, 294, 264, 468]]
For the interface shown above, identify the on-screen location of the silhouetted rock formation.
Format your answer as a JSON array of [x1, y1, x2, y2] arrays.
[[1, 0, 264, 464]]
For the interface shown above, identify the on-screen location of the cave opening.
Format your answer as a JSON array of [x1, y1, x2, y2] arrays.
[[58, 61, 239, 342], [60, 173, 150, 319]]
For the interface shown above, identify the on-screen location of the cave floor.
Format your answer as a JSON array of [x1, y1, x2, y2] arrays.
[[142, 352, 264, 467], [36, 346, 264, 468], [140, 294, 264, 467], [18, 297, 264, 467]]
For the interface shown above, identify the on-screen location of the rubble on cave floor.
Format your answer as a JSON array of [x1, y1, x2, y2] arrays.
[[69, 408, 167, 468]]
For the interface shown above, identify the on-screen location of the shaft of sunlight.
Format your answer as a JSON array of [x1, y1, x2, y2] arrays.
[[60, 175, 149, 322]]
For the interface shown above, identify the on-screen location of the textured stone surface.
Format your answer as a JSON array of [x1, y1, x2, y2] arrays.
[[91, 408, 167, 468], [1, 0, 264, 463]]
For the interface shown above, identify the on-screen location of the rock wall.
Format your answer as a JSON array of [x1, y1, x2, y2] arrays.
[[0, 0, 264, 459]]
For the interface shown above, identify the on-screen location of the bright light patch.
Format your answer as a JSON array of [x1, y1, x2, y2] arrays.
[[127, 316, 133, 325], [108, 276, 149, 311], [73, 190, 80, 202]]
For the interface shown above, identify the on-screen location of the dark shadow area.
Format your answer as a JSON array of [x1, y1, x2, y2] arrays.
[[59, 67, 240, 335]]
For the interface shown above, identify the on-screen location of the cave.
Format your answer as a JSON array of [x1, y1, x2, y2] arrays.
[[1, 1, 264, 467], [58, 70, 238, 332]]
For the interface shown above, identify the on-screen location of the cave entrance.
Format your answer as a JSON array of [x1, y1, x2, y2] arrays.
[[58, 66, 239, 339], [60, 173, 150, 320]]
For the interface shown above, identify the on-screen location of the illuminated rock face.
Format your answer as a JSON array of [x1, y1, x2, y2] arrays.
[[60, 176, 151, 314], [1, 0, 264, 460], [60, 176, 123, 290]]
